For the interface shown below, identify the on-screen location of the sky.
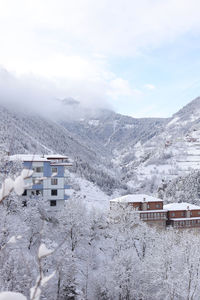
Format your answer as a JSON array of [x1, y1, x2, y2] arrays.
[[1, 0, 200, 118]]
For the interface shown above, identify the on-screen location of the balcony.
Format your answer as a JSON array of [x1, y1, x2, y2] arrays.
[[32, 183, 43, 190], [140, 211, 167, 221], [171, 218, 200, 228]]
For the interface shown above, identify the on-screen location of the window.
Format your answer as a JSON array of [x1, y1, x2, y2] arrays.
[[31, 190, 42, 196], [52, 167, 58, 174], [33, 167, 43, 173], [22, 190, 27, 196], [22, 200, 27, 207], [156, 213, 160, 219], [156, 204, 161, 208], [51, 189, 58, 196], [144, 214, 148, 220], [174, 221, 178, 227], [171, 212, 175, 217], [50, 200, 57, 206], [36, 190, 42, 195], [51, 178, 58, 185], [198, 211, 200, 215], [33, 178, 42, 185], [141, 214, 147, 220]]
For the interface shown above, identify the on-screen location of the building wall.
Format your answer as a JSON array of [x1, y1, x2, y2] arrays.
[[172, 219, 200, 228], [43, 187, 64, 200], [22, 160, 69, 209], [130, 201, 163, 211], [31, 162, 44, 178], [43, 177, 64, 189], [145, 219, 166, 229], [190, 210, 200, 217], [48, 199, 65, 209], [168, 210, 200, 219], [147, 201, 163, 210], [43, 162, 64, 177], [168, 210, 186, 219]]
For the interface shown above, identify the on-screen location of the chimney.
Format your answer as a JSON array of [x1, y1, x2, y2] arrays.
[[186, 206, 190, 218], [142, 198, 147, 211]]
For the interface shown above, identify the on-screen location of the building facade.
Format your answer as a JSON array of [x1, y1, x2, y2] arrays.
[[164, 203, 200, 229], [110, 194, 167, 228], [110, 194, 200, 230], [10, 154, 72, 209]]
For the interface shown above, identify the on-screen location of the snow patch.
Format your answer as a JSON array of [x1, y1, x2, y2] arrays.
[[0, 292, 26, 300], [166, 117, 180, 127], [88, 120, 100, 126], [38, 244, 53, 258]]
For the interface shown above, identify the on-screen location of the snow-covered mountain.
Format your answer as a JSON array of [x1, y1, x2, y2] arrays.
[[123, 97, 200, 193], [2, 96, 200, 197], [0, 102, 166, 194], [0, 104, 128, 195]]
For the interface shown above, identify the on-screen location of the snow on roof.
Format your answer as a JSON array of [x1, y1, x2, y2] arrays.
[[171, 217, 200, 221], [46, 154, 69, 159], [9, 154, 69, 162], [50, 162, 73, 166], [138, 209, 167, 213], [110, 194, 162, 203], [164, 202, 200, 211]]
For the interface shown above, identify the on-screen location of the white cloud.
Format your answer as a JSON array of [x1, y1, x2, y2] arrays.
[[0, 0, 200, 115], [0, 67, 113, 117], [108, 78, 141, 99], [144, 84, 156, 90], [0, 0, 200, 69]]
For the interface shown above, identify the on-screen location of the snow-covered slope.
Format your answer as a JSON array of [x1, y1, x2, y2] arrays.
[[0, 104, 127, 195], [123, 97, 200, 193], [2, 96, 200, 198]]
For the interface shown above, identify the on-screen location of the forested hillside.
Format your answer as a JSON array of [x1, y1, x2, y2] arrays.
[[1, 97, 200, 198]]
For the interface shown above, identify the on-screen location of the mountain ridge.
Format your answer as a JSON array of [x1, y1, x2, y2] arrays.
[[1, 96, 200, 196]]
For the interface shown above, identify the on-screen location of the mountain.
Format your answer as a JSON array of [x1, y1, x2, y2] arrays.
[[123, 97, 200, 194], [2, 96, 200, 198], [0, 101, 166, 194], [61, 109, 166, 152], [0, 104, 128, 194]]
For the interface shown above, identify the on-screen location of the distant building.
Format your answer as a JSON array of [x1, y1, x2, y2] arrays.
[[10, 154, 72, 209], [110, 195, 200, 230], [164, 202, 200, 229], [110, 194, 167, 228]]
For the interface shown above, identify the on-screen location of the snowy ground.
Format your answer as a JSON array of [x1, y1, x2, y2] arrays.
[[65, 171, 120, 211]]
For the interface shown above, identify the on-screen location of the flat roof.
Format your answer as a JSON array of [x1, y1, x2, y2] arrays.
[[164, 202, 200, 211], [9, 154, 70, 162], [50, 162, 73, 166], [110, 194, 162, 203]]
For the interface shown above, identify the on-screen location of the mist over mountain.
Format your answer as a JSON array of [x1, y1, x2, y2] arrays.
[[0, 67, 113, 122], [1, 92, 200, 198]]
